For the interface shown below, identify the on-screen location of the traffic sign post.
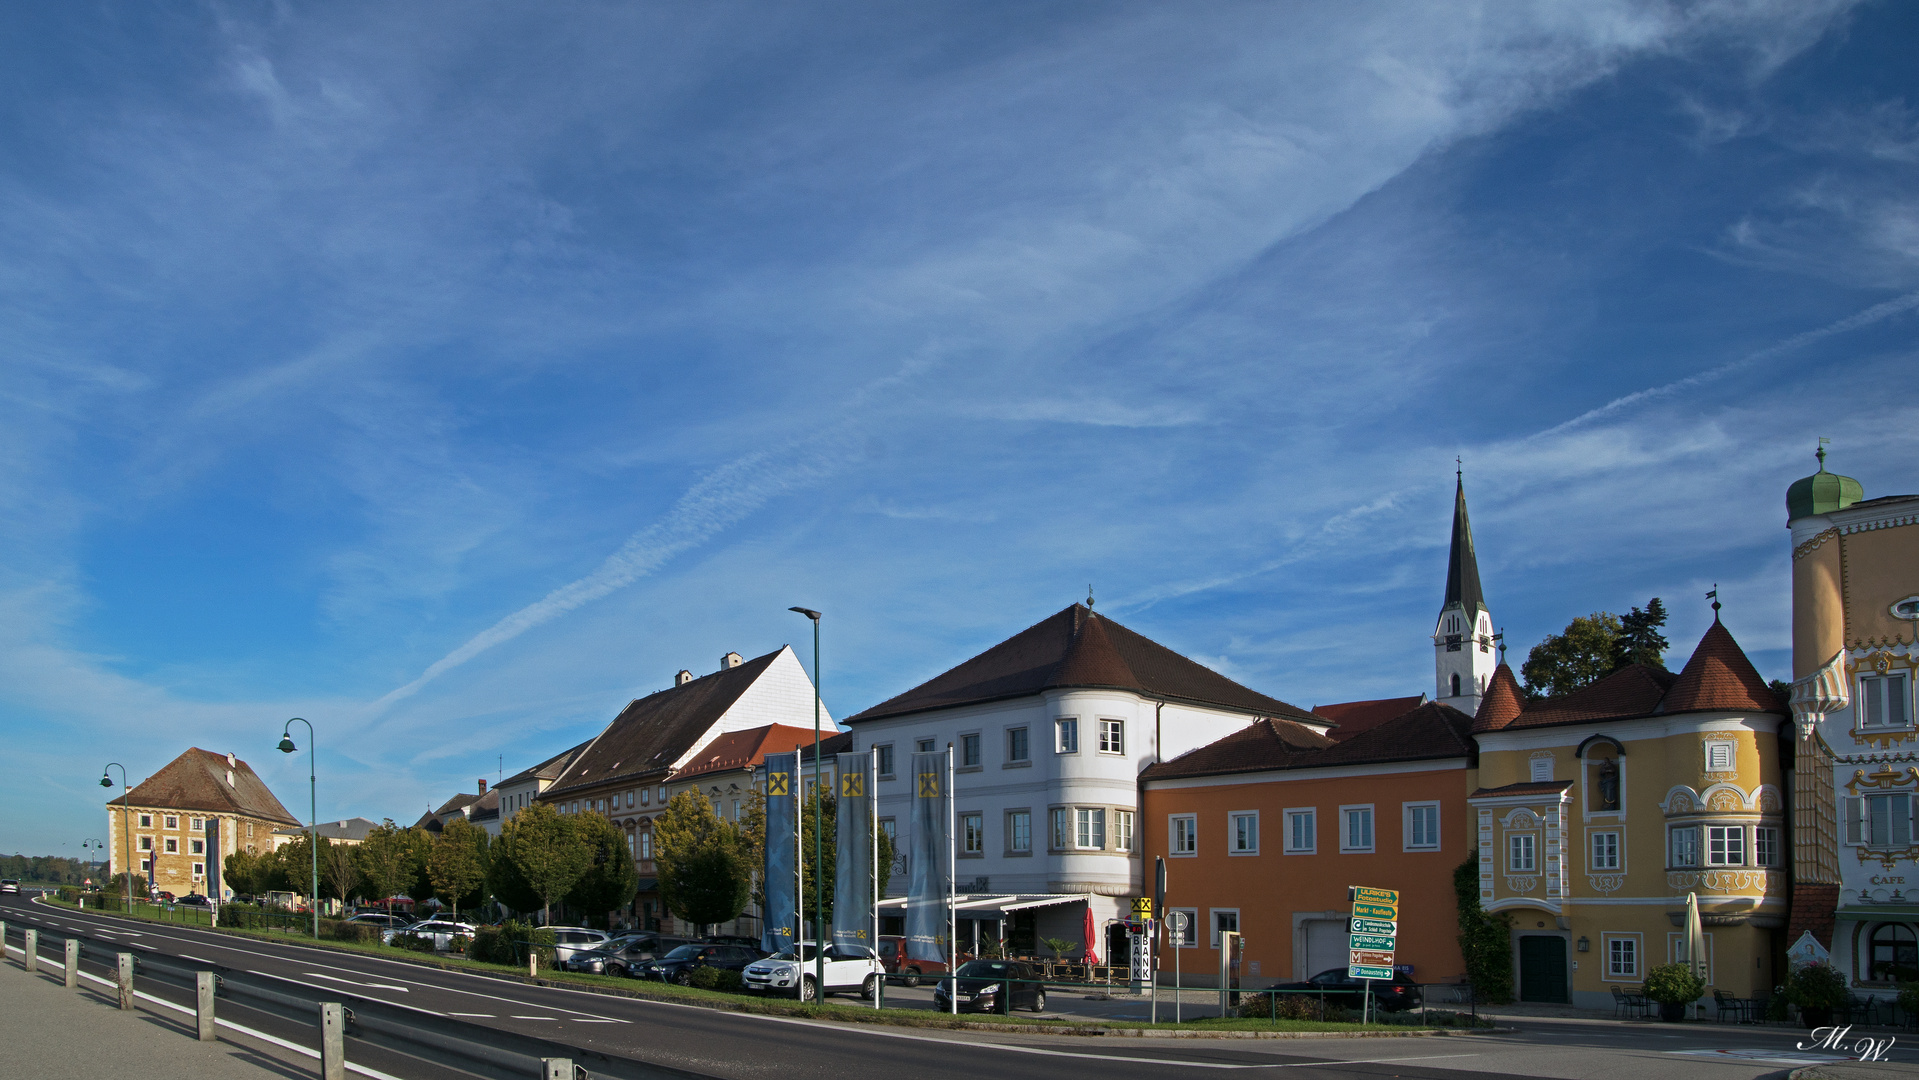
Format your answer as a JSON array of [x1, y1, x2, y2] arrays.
[[1347, 886, 1400, 1024]]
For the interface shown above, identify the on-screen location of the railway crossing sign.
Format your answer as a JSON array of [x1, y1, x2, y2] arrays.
[[1347, 885, 1398, 981]]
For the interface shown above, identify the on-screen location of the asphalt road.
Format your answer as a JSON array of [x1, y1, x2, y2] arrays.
[[4, 894, 1911, 1080]]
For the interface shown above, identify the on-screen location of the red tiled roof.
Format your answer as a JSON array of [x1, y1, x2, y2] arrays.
[[848, 604, 1317, 723], [117, 748, 300, 826], [1313, 695, 1426, 742], [1470, 780, 1574, 799], [676, 724, 821, 780], [1143, 701, 1475, 781], [1498, 664, 1676, 729], [1472, 665, 1526, 732], [1661, 620, 1784, 715]]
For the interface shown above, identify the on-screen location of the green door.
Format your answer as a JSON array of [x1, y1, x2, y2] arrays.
[[1518, 936, 1568, 1003]]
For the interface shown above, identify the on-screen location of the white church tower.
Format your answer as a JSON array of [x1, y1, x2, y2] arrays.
[[1434, 472, 1497, 713]]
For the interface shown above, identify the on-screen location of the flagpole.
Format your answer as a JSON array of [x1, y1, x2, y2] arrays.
[[796, 754, 805, 990], [947, 743, 957, 1016], [871, 746, 881, 1010]]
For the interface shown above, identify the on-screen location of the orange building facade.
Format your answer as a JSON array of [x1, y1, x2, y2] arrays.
[[1142, 703, 1478, 986]]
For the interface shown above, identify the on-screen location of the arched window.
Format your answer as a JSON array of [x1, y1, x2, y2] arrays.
[[1451, 673, 1461, 697], [1871, 923, 1918, 982]]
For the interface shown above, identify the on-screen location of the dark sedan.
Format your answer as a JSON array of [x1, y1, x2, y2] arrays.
[[932, 959, 1047, 1014], [638, 943, 764, 984], [563, 934, 701, 976], [1267, 968, 1422, 1012]]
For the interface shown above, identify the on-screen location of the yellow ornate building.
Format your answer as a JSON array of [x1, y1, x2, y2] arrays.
[[1468, 621, 1789, 1007]]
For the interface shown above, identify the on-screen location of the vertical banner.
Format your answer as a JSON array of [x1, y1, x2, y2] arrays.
[[906, 751, 950, 965], [832, 752, 873, 948], [205, 818, 222, 900], [762, 753, 798, 953]]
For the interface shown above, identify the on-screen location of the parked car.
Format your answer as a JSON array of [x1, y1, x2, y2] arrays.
[[1266, 968, 1423, 1012], [879, 935, 949, 987], [178, 894, 213, 907], [743, 943, 883, 1002], [383, 920, 477, 949], [637, 942, 764, 984], [545, 927, 612, 966], [0, 880, 19, 894], [932, 959, 1047, 1014], [563, 933, 698, 976], [345, 912, 414, 929]]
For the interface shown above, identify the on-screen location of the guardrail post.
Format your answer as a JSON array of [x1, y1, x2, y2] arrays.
[[117, 953, 135, 1010], [540, 1057, 572, 1080], [23, 929, 37, 973], [320, 1002, 345, 1080], [65, 939, 80, 989], [197, 972, 217, 1041]]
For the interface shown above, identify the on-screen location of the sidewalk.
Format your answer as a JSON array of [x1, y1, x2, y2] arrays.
[[0, 955, 305, 1080]]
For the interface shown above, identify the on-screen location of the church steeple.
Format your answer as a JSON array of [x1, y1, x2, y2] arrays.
[[1435, 471, 1496, 713]]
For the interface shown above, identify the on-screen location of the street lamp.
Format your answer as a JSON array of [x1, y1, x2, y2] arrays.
[[81, 839, 105, 880], [279, 718, 320, 938], [100, 765, 132, 912], [789, 605, 824, 1001]]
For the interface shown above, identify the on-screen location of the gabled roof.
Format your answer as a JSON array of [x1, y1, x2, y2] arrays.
[[545, 648, 785, 796], [848, 604, 1317, 723], [272, 817, 381, 842], [1477, 622, 1783, 732], [1143, 701, 1475, 782], [1443, 476, 1487, 617], [502, 742, 589, 787], [1313, 695, 1426, 742], [115, 748, 300, 827], [675, 724, 821, 781]]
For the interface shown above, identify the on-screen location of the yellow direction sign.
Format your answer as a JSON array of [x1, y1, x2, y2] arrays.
[[1351, 886, 1399, 905], [1351, 901, 1397, 921]]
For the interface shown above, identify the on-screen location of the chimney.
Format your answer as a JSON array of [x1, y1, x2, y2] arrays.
[[477, 778, 487, 795], [721, 651, 744, 670], [676, 669, 694, 685], [226, 752, 236, 767]]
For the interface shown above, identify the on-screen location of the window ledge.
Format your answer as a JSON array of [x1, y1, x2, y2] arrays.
[[956, 765, 983, 774], [1001, 760, 1032, 769]]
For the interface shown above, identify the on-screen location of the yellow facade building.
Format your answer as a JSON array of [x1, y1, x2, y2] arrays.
[[1468, 621, 1790, 1008], [106, 748, 301, 900]]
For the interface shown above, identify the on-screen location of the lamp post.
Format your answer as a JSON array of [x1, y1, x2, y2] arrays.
[[789, 606, 824, 1002], [279, 718, 320, 938], [100, 765, 132, 912], [81, 839, 105, 882]]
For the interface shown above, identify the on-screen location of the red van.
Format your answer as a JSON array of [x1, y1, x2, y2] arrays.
[[878, 935, 951, 987]]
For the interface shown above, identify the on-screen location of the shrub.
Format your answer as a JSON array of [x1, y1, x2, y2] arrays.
[[1643, 963, 1707, 1005], [1899, 981, 1919, 1019], [57, 887, 79, 903], [1239, 993, 1354, 1022], [320, 920, 379, 944], [1784, 963, 1850, 1012], [686, 966, 723, 990], [469, 921, 553, 967], [391, 931, 439, 953]]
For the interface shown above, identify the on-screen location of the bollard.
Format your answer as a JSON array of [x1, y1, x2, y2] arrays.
[[320, 1002, 345, 1080], [117, 953, 135, 1010], [23, 929, 36, 973], [196, 971, 217, 1041], [540, 1058, 572, 1080], [528, 950, 538, 978], [66, 939, 80, 989]]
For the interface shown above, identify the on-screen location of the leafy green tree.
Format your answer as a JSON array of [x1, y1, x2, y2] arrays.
[[496, 803, 591, 924], [275, 833, 326, 900], [429, 818, 489, 920], [742, 779, 894, 932], [322, 840, 363, 905], [654, 790, 751, 934], [566, 812, 639, 929], [1521, 612, 1623, 698], [1611, 598, 1669, 671], [358, 821, 421, 916], [486, 840, 543, 916], [1454, 852, 1512, 1003]]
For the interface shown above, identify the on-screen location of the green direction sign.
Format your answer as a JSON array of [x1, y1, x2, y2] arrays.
[[1351, 901, 1397, 920], [1350, 917, 1397, 935], [1351, 886, 1399, 905], [1348, 932, 1396, 950], [1348, 963, 1395, 981]]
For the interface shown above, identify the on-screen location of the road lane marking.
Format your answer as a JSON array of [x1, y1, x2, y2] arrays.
[[306, 971, 411, 992], [445, 1012, 494, 1017], [178, 955, 214, 965], [571, 1018, 628, 1023], [511, 1015, 562, 1020]]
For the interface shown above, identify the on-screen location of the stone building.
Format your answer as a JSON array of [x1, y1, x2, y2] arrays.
[[106, 747, 300, 900]]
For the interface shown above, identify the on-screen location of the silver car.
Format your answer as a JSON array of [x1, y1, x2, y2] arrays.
[[545, 926, 611, 965], [383, 920, 476, 949]]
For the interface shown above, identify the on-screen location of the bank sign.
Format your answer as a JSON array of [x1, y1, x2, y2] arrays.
[[1347, 886, 1398, 981]]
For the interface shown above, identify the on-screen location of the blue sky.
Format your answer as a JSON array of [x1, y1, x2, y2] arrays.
[[5, 2, 1916, 856]]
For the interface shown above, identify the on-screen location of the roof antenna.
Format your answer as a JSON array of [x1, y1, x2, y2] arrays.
[[1816, 436, 1829, 470], [1087, 584, 1095, 610], [1707, 585, 1721, 623]]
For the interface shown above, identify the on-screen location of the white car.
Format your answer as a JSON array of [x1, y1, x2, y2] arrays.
[[544, 926, 612, 966], [383, 920, 476, 949], [0, 880, 19, 894], [743, 943, 883, 1002]]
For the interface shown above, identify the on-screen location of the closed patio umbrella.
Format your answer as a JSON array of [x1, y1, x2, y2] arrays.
[[1084, 906, 1101, 967]]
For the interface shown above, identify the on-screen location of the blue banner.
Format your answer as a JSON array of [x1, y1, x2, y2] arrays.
[[762, 752, 799, 953], [832, 752, 873, 949], [905, 750, 949, 965]]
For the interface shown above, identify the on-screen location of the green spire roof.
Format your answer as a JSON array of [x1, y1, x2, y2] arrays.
[[1787, 445, 1863, 520]]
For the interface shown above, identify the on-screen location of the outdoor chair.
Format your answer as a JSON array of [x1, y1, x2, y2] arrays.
[[1611, 985, 1651, 1019], [1838, 995, 1878, 1026], [1713, 989, 1747, 1023], [1746, 994, 1771, 1025]]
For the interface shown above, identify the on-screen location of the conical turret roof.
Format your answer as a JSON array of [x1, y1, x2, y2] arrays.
[[1444, 476, 1486, 616]]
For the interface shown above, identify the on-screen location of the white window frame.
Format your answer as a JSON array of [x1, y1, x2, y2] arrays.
[[1848, 793, 1915, 849], [1007, 809, 1032, 854], [1602, 933, 1642, 981], [1229, 811, 1259, 856], [1169, 814, 1198, 857], [1340, 804, 1375, 853], [139, 814, 152, 828], [1704, 740, 1736, 772], [1114, 809, 1135, 853], [138, 836, 153, 852], [1076, 807, 1106, 850], [164, 838, 178, 854], [1861, 673, 1913, 729], [1590, 831, 1621, 871], [190, 839, 204, 856], [192, 862, 204, 878], [1055, 718, 1079, 755], [165, 816, 179, 830], [1284, 808, 1315, 854], [1403, 802, 1441, 851], [1707, 825, 1746, 866], [1508, 833, 1536, 872], [961, 812, 984, 855], [189, 817, 203, 831], [1210, 908, 1240, 949], [1169, 908, 1200, 948], [1098, 719, 1125, 755], [1668, 825, 1701, 867]]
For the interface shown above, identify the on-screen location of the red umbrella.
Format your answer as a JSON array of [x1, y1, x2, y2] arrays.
[[1083, 906, 1101, 967]]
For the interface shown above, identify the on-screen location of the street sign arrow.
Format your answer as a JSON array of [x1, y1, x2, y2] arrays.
[[1348, 932, 1396, 950], [1349, 917, 1397, 935]]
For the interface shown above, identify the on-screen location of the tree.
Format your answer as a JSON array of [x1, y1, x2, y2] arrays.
[[322, 841, 363, 905], [496, 803, 591, 925], [220, 849, 268, 896], [654, 790, 751, 934], [1454, 851, 1513, 1003], [358, 821, 421, 916], [1521, 612, 1623, 698], [429, 818, 489, 920], [1611, 598, 1669, 672], [566, 812, 639, 929], [486, 839, 543, 915], [275, 833, 325, 900]]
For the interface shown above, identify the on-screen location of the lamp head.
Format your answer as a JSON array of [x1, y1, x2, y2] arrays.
[[278, 735, 298, 754], [100, 774, 111, 787], [789, 606, 822, 621]]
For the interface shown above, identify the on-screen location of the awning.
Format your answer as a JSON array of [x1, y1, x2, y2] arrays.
[[874, 893, 1088, 917]]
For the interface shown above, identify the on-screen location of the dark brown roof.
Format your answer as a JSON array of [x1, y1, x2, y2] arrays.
[[1472, 665, 1526, 732], [848, 604, 1317, 723], [1143, 702, 1475, 782], [117, 748, 300, 826], [1480, 622, 1783, 732], [676, 724, 820, 781], [1313, 695, 1426, 742], [1471, 780, 1575, 798], [545, 648, 784, 796], [1662, 620, 1784, 715], [800, 730, 855, 763], [503, 742, 588, 787]]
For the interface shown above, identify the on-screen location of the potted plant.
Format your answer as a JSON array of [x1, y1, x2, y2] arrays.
[[1643, 963, 1706, 1021], [1785, 963, 1850, 1029]]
